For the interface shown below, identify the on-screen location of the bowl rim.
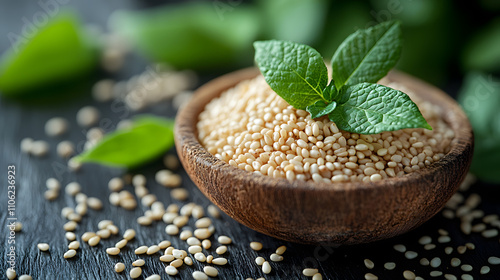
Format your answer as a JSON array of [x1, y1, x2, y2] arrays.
[[176, 67, 473, 194]]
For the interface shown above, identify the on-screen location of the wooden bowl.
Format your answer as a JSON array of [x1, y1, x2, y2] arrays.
[[175, 68, 473, 244]]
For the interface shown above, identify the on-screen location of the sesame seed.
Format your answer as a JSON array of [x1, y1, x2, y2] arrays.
[[195, 252, 207, 262], [270, 253, 283, 262], [64, 249, 77, 259], [65, 182, 81, 196], [184, 256, 194, 266], [312, 273, 323, 280], [250, 241, 263, 251], [81, 232, 96, 242], [215, 245, 227, 255], [444, 274, 457, 280], [172, 249, 185, 259], [129, 267, 142, 279], [97, 229, 111, 239], [76, 106, 100, 127], [394, 244, 406, 252], [189, 245, 203, 254], [171, 188, 189, 201], [6, 268, 16, 280], [303, 268, 319, 277], [158, 240, 171, 249], [204, 266, 218, 277], [403, 270, 415, 279], [488, 256, 500, 265], [170, 259, 183, 268], [20, 138, 34, 154], [430, 257, 441, 268], [193, 271, 208, 280], [132, 259, 145, 267], [202, 239, 212, 249], [482, 229, 498, 238], [207, 255, 214, 264], [364, 259, 374, 269], [424, 244, 436, 250], [108, 177, 124, 192], [165, 265, 178, 275], [194, 228, 211, 239], [457, 246, 467, 254], [106, 247, 120, 256], [480, 266, 490, 274], [195, 217, 212, 228], [207, 205, 221, 218], [38, 243, 50, 251], [18, 275, 32, 280], [134, 246, 148, 255], [145, 275, 161, 280], [429, 271, 442, 277], [418, 236, 432, 245], [445, 247, 453, 254], [31, 140, 49, 157], [45, 117, 68, 137], [384, 262, 396, 270], [405, 251, 418, 259], [461, 274, 473, 280], [218, 235, 232, 245], [165, 224, 179, 235], [364, 273, 378, 280], [420, 258, 430, 266], [147, 245, 160, 255], [92, 79, 115, 102], [451, 258, 461, 267], [65, 232, 76, 241], [123, 229, 136, 240], [63, 221, 77, 231], [68, 241, 80, 250], [438, 236, 451, 243], [258, 261, 270, 275]]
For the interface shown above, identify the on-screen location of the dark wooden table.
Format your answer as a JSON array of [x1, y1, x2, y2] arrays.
[[1, 1, 500, 279]]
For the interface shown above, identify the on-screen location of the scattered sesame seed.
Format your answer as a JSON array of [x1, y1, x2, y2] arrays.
[[480, 266, 490, 274], [45, 117, 68, 137], [106, 247, 120, 256], [6, 268, 16, 280], [429, 271, 442, 277], [303, 268, 319, 277], [430, 257, 441, 268], [38, 243, 50, 251], [364, 273, 378, 280], [64, 249, 77, 259], [394, 244, 406, 253], [482, 229, 498, 238], [384, 262, 396, 270], [202, 239, 212, 249], [145, 274, 161, 280], [405, 251, 418, 259], [193, 271, 209, 280], [165, 265, 178, 275], [207, 204, 221, 218], [129, 267, 142, 279], [18, 275, 32, 280], [204, 266, 218, 277], [451, 258, 461, 267], [461, 274, 473, 280], [420, 258, 430, 266], [88, 236, 101, 246], [68, 241, 80, 250], [418, 236, 432, 245], [218, 235, 232, 245], [262, 261, 271, 274], [170, 259, 183, 268], [76, 106, 100, 127], [403, 270, 415, 279], [195, 252, 207, 262], [488, 256, 500, 265], [147, 245, 160, 255], [364, 259, 374, 269], [171, 188, 189, 201], [270, 253, 284, 262], [438, 236, 451, 243]]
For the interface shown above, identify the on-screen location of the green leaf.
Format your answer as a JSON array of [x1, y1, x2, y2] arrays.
[[328, 83, 432, 134], [254, 40, 328, 110], [74, 115, 175, 169], [458, 72, 500, 183], [331, 20, 402, 89], [463, 18, 500, 73], [257, 0, 328, 45], [306, 100, 337, 119], [109, 2, 260, 70], [0, 12, 98, 96]]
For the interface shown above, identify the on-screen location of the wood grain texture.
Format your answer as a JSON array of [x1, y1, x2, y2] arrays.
[[175, 68, 474, 244]]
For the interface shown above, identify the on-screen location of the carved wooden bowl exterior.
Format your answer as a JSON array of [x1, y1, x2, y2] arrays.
[[175, 68, 473, 244]]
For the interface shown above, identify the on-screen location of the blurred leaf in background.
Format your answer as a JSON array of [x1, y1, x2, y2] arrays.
[[109, 2, 261, 71], [462, 18, 500, 74], [316, 2, 372, 58], [458, 72, 500, 183], [369, 0, 456, 85], [257, 0, 329, 45], [0, 12, 98, 97]]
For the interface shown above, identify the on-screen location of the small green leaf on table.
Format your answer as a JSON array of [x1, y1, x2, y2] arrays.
[[74, 115, 175, 169]]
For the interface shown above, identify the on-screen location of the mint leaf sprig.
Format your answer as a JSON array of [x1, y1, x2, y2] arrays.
[[254, 20, 432, 134]]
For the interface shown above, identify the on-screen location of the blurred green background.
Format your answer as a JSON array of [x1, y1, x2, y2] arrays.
[[1, 0, 499, 182]]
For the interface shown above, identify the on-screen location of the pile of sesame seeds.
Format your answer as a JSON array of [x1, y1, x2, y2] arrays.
[[361, 174, 500, 280], [198, 75, 455, 184]]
